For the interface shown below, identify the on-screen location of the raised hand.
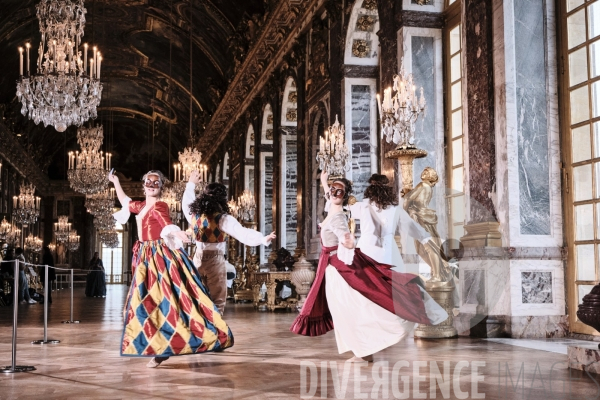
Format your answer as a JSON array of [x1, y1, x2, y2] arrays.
[[108, 170, 118, 183], [189, 170, 201, 185], [265, 231, 276, 244], [173, 230, 192, 244], [342, 232, 355, 249]]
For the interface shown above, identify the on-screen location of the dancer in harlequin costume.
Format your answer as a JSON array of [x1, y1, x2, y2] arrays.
[[182, 170, 276, 314], [109, 170, 233, 368], [290, 172, 447, 362]]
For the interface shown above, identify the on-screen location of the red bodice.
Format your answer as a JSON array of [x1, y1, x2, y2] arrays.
[[129, 201, 173, 241]]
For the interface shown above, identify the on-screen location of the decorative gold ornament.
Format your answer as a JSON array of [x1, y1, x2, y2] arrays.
[[250, 132, 255, 141], [413, 0, 433, 5], [286, 108, 298, 122], [288, 91, 298, 103], [267, 113, 274, 124], [356, 15, 376, 32], [362, 0, 377, 10], [266, 128, 274, 140], [352, 39, 371, 58], [249, 145, 255, 156]]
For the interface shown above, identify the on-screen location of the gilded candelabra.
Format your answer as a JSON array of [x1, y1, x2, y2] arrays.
[[12, 183, 40, 226], [316, 115, 350, 180], [54, 215, 71, 243], [377, 58, 426, 150]]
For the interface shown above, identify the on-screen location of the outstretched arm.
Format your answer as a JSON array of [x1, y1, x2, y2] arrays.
[[219, 215, 276, 247], [108, 171, 129, 206], [320, 170, 330, 196], [182, 170, 200, 224]]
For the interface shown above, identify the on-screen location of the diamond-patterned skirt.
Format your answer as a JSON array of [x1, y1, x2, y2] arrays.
[[121, 239, 234, 357]]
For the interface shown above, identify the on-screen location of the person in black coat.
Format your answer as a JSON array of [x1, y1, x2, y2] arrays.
[[85, 252, 106, 297], [40, 246, 56, 303]]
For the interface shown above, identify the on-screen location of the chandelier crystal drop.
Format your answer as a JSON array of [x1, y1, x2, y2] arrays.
[[16, 0, 103, 132], [12, 184, 41, 226], [25, 233, 43, 253], [377, 59, 426, 150], [54, 215, 71, 243], [68, 124, 111, 194], [316, 115, 351, 179]]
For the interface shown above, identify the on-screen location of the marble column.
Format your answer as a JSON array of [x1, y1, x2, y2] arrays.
[[296, 58, 307, 258], [455, 0, 566, 339], [377, 0, 400, 190]]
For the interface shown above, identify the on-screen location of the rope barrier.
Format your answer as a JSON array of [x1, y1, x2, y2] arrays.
[[1, 260, 36, 373], [0, 259, 90, 372]]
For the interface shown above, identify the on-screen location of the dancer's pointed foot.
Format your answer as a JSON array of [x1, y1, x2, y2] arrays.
[[146, 356, 169, 368], [348, 355, 373, 363]]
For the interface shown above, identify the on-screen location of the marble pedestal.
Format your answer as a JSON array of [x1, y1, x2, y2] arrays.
[[568, 344, 600, 375]]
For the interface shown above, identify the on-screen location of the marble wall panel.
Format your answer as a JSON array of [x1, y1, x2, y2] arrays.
[[264, 156, 273, 234], [411, 36, 437, 180], [285, 139, 298, 249], [350, 85, 372, 201], [514, 0, 551, 235], [521, 271, 553, 304], [510, 260, 565, 316]]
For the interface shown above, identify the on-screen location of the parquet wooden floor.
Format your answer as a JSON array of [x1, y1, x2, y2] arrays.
[[0, 285, 598, 399]]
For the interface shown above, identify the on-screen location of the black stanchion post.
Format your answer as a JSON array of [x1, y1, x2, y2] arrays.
[[1, 260, 36, 373], [62, 269, 79, 324], [32, 265, 60, 344]]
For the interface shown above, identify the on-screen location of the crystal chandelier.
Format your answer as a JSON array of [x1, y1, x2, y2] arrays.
[[162, 187, 181, 224], [238, 189, 256, 222], [5, 225, 21, 247], [173, 148, 206, 195], [68, 124, 111, 194], [316, 115, 351, 179], [67, 230, 80, 251], [376, 59, 426, 150], [25, 233, 43, 253], [99, 229, 119, 248], [94, 208, 115, 231], [85, 188, 114, 216], [54, 215, 71, 243], [12, 184, 41, 226], [228, 198, 239, 220], [48, 243, 56, 253], [0, 217, 11, 240], [16, 0, 103, 132]]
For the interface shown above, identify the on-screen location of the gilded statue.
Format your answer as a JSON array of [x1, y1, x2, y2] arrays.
[[403, 167, 454, 285]]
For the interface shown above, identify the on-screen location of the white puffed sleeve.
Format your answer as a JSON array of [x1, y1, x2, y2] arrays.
[[160, 225, 184, 250], [220, 215, 271, 246], [113, 197, 132, 224], [181, 182, 196, 224]]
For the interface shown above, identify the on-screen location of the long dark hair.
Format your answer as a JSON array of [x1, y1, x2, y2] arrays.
[[363, 174, 398, 210], [189, 182, 231, 217]]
